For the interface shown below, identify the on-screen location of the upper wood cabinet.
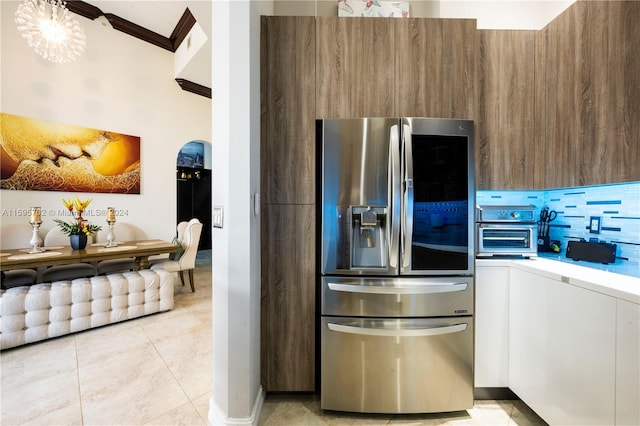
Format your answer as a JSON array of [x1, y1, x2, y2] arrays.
[[316, 17, 395, 118], [476, 30, 538, 190], [395, 18, 477, 119], [540, 1, 640, 188], [261, 16, 316, 205]]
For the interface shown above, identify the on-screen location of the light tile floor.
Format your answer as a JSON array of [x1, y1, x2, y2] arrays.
[[1, 250, 214, 426], [259, 393, 548, 425], [1, 250, 547, 425]]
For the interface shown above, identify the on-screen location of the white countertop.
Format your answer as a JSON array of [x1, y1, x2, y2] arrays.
[[476, 257, 640, 304]]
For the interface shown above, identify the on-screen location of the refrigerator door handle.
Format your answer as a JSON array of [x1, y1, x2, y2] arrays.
[[389, 124, 401, 270], [327, 322, 468, 337], [401, 122, 414, 271], [327, 282, 468, 294]]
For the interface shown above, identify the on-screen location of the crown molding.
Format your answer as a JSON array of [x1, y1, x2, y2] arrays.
[[66, 1, 211, 98], [175, 79, 212, 99]]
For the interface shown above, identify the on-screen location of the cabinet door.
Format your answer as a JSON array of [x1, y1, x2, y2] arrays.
[[616, 299, 640, 425], [260, 204, 316, 391], [316, 17, 395, 118], [509, 268, 616, 425], [395, 18, 477, 118], [474, 265, 509, 387], [476, 30, 538, 190], [261, 16, 316, 205]]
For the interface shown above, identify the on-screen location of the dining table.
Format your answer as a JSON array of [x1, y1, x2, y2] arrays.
[[0, 239, 180, 284]]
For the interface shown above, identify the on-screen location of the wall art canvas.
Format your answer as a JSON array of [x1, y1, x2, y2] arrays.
[[0, 113, 141, 194], [338, 0, 409, 17]]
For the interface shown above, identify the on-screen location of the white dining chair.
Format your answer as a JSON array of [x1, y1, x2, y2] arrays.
[[41, 227, 97, 282], [151, 219, 203, 292], [0, 223, 38, 288], [96, 222, 137, 275]]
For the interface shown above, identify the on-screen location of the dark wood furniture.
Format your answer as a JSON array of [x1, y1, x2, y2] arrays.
[[0, 240, 178, 288]]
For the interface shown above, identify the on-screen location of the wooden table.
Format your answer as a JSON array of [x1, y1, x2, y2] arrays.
[[0, 239, 179, 274]]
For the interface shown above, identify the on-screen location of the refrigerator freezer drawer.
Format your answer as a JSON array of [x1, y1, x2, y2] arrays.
[[321, 276, 474, 317], [321, 316, 474, 413]]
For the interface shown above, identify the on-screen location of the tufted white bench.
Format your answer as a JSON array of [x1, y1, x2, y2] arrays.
[[0, 269, 176, 350]]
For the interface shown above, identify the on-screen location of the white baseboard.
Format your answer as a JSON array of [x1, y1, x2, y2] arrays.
[[208, 386, 265, 426]]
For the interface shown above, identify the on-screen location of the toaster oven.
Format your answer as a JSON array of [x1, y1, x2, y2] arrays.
[[476, 205, 538, 258]]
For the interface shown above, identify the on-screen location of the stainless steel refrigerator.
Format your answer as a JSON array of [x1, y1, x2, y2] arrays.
[[319, 117, 475, 414]]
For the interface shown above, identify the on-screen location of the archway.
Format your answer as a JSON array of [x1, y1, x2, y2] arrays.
[[176, 140, 212, 250]]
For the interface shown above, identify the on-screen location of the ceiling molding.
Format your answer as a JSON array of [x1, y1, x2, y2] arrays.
[[65, 1, 211, 99], [175, 79, 212, 99], [65, 1, 103, 20], [104, 13, 174, 51], [170, 8, 197, 50]]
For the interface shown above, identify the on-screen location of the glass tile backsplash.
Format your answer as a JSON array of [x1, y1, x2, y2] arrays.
[[477, 182, 640, 273]]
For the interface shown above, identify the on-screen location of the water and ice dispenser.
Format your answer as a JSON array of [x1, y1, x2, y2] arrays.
[[349, 205, 388, 269]]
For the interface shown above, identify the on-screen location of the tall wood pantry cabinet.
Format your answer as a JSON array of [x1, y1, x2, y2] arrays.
[[260, 16, 317, 392]]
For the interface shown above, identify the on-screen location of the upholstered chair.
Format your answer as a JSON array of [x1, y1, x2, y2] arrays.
[[96, 222, 137, 275], [148, 220, 189, 265], [0, 223, 38, 288], [151, 219, 203, 292], [41, 227, 97, 282]]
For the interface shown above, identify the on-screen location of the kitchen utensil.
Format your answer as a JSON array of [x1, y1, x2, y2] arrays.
[[539, 207, 557, 238]]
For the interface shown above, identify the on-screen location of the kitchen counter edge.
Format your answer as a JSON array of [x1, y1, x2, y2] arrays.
[[476, 257, 640, 305]]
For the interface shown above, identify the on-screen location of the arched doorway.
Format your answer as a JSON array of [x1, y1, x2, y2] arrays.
[[176, 140, 212, 250]]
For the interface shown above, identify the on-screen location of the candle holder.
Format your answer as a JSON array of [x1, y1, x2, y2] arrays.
[[105, 207, 118, 247], [28, 207, 44, 253]]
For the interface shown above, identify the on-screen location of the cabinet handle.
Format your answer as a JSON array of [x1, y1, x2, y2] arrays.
[[327, 322, 468, 337], [327, 282, 468, 294]]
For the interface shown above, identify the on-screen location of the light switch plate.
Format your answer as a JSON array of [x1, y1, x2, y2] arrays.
[[213, 206, 224, 228], [589, 216, 601, 234]]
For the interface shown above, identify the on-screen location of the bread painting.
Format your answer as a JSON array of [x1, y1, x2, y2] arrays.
[[0, 113, 140, 193]]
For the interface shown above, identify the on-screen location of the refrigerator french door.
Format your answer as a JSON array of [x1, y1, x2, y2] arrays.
[[319, 117, 475, 414]]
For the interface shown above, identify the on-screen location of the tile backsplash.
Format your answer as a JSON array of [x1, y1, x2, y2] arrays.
[[477, 182, 640, 267]]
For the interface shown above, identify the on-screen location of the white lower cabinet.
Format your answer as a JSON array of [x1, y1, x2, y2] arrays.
[[616, 299, 640, 425], [509, 268, 617, 425], [474, 265, 510, 387]]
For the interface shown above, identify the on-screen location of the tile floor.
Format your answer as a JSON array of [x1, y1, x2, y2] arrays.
[[1, 250, 547, 425], [259, 394, 548, 425]]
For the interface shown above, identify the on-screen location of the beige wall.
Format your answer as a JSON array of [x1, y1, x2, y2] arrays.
[[0, 0, 211, 242]]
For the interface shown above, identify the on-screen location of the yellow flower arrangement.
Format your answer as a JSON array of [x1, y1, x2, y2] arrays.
[[54, 196, 102, 236]]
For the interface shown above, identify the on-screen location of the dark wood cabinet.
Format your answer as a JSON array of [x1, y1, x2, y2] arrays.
[[260, 16, 316, 392], [540, 0, 640, 188], [316, 17, 395, 118], [476, 30, 538, 189], [478, 1, 640, 189], [395, 18, 477, 119], [260, 203, 316, 391], [261, 16, 316, 205]]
